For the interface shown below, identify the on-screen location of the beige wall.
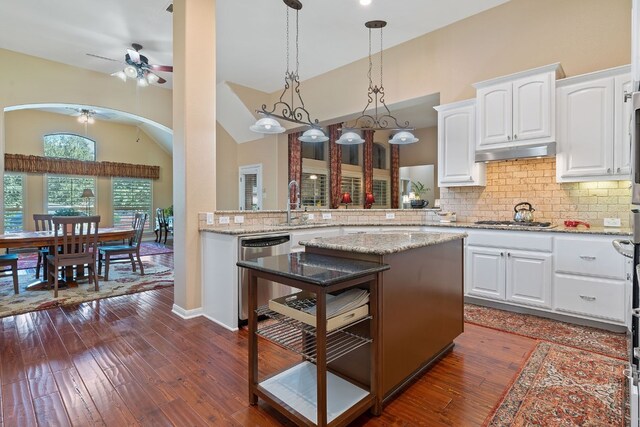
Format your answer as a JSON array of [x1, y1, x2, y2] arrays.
[[216, 123, 238, 210], [4, 110, 173, 230], [221, 0, 630, 211], [399, 127, 439, 200]]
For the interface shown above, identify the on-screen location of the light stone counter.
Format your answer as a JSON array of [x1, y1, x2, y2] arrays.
[[300, 232, 467, 255]]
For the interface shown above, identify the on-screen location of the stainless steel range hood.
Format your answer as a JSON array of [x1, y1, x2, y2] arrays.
[[475, 142, 556, 163]]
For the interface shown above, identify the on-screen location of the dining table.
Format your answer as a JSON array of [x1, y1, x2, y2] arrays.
[[0, 227, 135, 291]]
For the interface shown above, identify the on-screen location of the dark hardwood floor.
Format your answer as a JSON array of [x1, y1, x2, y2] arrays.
[[0, 252, 537, 426]]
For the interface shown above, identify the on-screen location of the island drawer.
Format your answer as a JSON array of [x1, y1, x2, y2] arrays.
[[554, 275, 625, 322]]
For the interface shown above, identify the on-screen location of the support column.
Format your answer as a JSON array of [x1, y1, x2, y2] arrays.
[[328, 124, 342, 209], [288, 132, 302, 205], [390, 144, 399, 209], [363, 130, 374, 207], [172, 0, 216, 314]]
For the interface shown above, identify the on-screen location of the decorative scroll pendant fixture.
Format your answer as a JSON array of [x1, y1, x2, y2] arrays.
[[338, 20, 419, 145], [250, 0, 325, 139]]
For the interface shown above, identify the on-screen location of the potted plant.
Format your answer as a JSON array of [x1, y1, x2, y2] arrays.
[[410, 182, 430, 208]]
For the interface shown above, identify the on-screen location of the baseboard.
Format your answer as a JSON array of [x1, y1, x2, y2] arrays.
[[171, 304, 203, 319], [202, 314, 239, 332]]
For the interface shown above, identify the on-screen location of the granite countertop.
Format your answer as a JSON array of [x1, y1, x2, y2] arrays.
[[300, 232, 467, 255], [200, 221, 631, 236], [236, 252, 389, 287]]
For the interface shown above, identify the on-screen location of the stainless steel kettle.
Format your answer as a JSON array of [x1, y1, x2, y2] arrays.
[[513, 202, 535, 222]]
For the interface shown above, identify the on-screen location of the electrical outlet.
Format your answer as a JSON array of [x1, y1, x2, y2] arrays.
[[386, 212, 395, 220], [219, 216, 230, 225], [604, 217, 621, 227], [206, 212, 214, 225], [234, 215, 244, 224], [307, 213, 315, 220], [322, 213, 332, 220]]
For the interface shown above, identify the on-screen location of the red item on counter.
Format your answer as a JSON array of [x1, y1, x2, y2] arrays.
[[564, 220, 590, 228]]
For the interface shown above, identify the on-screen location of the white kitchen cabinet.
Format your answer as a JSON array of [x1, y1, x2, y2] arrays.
[[474, 64, 563, 150], [435, 100, 486, 187], [505, 250, 552, 308], [466, 246, 505, 300], [556, 65, 631, 182]]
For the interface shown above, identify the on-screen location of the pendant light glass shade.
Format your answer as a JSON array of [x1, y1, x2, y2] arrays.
[[299, 128, 328, 142], [389, 131, 419, 145], [250, 117, 286, 134], [336, 131, 365, 145]]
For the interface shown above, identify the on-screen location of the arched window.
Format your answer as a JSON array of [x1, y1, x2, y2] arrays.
[[43, 133, 97, 215], [373, 142, 387, 170]]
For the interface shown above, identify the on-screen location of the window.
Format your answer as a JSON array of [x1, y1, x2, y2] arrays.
[[301, 141, 325, 161], [342, 145, 359, 166], [373, 143, 387, 170], [341, 175, 362, 206], [301, 172, 328, 208], [372, 179, 389, 208], [4, 173, 24, 233], [112, 178, 153, 230], [43, 133, 96, 161], [46, 175, 96, 215]]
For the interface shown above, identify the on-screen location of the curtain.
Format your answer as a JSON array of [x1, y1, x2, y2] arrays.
[[390, 144, 400, 209], [363, 130, 374, 207], [288, 132, 302, 206], [328, 124, 342, 209]]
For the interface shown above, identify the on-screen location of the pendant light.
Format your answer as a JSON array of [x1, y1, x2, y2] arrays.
[[341, 20, 418, 144], [249, 117, 286, 134], [299, 128, 329, 142], [250, 0, 325, 140], [336, 130, 365, 145]]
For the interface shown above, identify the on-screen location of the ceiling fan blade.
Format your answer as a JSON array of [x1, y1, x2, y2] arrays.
[[86, 53, 120, 62], [149, 64, 173, 72], [127, 48, 141, 64], [156, 76, 167, 84]]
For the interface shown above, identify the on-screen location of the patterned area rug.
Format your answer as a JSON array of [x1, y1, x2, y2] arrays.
[[14, 242, 173, 270], [486, 342, 627, 426], [465, 303, 627, 360], [0, 260, 173, 318]]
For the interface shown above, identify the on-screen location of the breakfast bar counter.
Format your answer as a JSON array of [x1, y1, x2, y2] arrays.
[[301, 231, 466, 402]]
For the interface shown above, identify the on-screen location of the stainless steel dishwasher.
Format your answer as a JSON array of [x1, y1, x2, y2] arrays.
[[238, 233, 292, 325]]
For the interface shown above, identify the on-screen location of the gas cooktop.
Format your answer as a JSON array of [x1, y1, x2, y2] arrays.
[[475, 220, 556, 228]]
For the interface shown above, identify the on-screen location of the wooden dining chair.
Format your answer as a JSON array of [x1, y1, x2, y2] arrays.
[[47, 216, 100, 298], [33, 214, 53, 279], [98, 213, 147, 281], [154, 208, 170, 244], [0, 254, 19, 294]]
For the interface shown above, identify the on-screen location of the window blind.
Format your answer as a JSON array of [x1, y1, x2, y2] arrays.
[[3, 173, 24, 233], [373, 179, 389, 208], [242, 173, 258, 210], [47, 175, 96, 215], [341, 175, 362, 205], [301, 172, 328, 208], [112, 178, 153, 230]]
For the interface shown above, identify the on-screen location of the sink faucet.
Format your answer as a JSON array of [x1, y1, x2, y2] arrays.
[[287, 180, 300, 225]]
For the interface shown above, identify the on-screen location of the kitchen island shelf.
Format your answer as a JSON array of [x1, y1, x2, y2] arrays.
[[256, 306, 372, 364]]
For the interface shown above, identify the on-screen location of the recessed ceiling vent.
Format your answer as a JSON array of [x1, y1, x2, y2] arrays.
[[165, 3, 173, 13]]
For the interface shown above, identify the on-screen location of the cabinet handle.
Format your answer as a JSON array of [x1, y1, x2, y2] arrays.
[[579, 295, 596, 302], [507, 135, 511, 141], [507, 252, 511, 257], [617, 167, 621, 173], [607, 168, 612, 173], [579, 255, 596, 261], [514, 134, 518, 139], [500, 252, 504, 257]]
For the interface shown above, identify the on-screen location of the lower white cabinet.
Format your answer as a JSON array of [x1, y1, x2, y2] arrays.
[[291, 227, 341, 252], [467, 245, 552, 308], [554, 275, 626, 323]]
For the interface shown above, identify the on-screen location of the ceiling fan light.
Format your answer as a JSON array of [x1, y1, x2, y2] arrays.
[[250, 117, 285, 134], [146, 72, 160, 84], [389, 131, 419, 145], [299, 128, 329, 142], [137, 77, 148, 87], [360, 0, 372, 5], [111, 71, 127, 82], [124, 65, 138, 79], [336, 131, 365, 145], [87, 116, 95, 124]]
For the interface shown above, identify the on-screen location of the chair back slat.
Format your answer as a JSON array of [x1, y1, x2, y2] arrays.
[[52, 216, 100, 262], [156, 208, 166, 227], [33, 214, 53, 232], [131, 213, 147, 248]]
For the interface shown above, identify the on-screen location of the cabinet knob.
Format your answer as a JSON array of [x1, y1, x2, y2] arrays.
[[514, 134, 518, 139], [500, 252, 504, 257], [507, 135, 511, 141], [607, 168, 612, 173], [617, 167, 621, 173], [507, 252, 511, 257]]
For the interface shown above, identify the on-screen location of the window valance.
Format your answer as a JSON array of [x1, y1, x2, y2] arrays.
[[4, 154, 160, 180]]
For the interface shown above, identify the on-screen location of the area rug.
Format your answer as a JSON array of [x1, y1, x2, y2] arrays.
[[0, 260, 173, 318], [464, 303, 627, 360], [485, 342, 627, 426], [14, 241, 173, 270]]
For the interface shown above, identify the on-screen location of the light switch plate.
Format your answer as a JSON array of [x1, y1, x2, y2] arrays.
[[206, 212, 214, 225], [219, 216, 230, 224], [322, 213, 332, 220], [234, 215, 244, 224], [604, 217, 621, 227], [307, 213, 315, 220], [386, 212, 395, 220]]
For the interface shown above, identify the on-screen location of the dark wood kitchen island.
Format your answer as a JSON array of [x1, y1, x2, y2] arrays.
[[301, 231, 466, 403]]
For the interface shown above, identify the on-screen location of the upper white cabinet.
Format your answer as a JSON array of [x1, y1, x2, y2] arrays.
[[474, 64, 563, 150], [556, 65, 631, 182], [435, 100, 486, 187]]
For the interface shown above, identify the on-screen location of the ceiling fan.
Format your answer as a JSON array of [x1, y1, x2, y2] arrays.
[[66, 107, 112, 123], [93, 43, 173, 86]]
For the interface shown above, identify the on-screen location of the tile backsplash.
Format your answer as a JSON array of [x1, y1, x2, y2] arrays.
[[439, 158, 632, 227]]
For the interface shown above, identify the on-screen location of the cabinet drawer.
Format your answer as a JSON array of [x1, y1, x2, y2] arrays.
[[466, 231, 552, 252], [555, 237, 625, 279], [554, 275, 625, 322]]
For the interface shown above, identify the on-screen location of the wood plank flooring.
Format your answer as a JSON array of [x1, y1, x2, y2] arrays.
[[0, 252, 537, 426]]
